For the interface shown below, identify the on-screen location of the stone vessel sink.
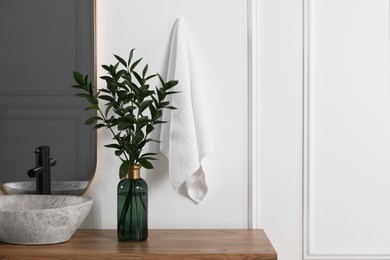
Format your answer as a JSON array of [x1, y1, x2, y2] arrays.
[[2, 181, 89, 195], [0, 195, 93, 245]]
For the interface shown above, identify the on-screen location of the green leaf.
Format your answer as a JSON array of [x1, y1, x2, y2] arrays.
[[146, 124, 154, 135], [137, 116, 150, 129], [105, 103, 114, 117], [104, 143, 122, 150], [114, 54, 127, 68], [145, 74, 157, 81], [75, 93, 90, 98], [160, 88, 166, 99], [159, 101, 170, 108], [87, 82, 93, 95], [152, 110, 163, 121], [164, 80, 178, 89], [70, 84, 84, 90], [93, 123, 106, 129], [139, 159, 153, 169], [123, 142, 133, 157], [157, 74, 165, 85], [149, 103, 157, 118], [151, 95, 158, 106], [100, 76, 112, 81], [113, 62, 120, 72], [166, 91, 181, 95], [153, 120, 168, 125], [115, 150, 123, 156], [142, 64, 148, 78], [125, 115, 137, 123], [134, 131, 145, 144], [101, 64, 110, 72], [139, 157, 157, 161], [128, 48, 135, 66], [141, 152, 159, 157], [139, 100, 153, 114], [133, 71, 143, 85], [118, 120, 133, 130], [87, 95, 98, 105], [85, 104, 99, 111], [144, 138, 161, 144], [156, 88, 163, 102], [117, 90, 128, 100], [108, 116, 118, 127], [129, 83, 140, 96], [117, 115, 136, 130], [73, 71, 85, 85], [85, 116, 102, 125], [119, 161, 131, 179], [130, 58, 142, 72], [99, 95, 115, 102], [125, 105, 137, 113], [100, 89, 110, 93]]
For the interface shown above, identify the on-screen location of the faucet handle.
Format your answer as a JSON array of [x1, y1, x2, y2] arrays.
[[27, 166, 44, 178], [50, 158, 57, 167], [35, 146, 50, 157], [28, 145, 53, 195]]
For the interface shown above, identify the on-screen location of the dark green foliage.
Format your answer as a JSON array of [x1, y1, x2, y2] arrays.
[[71, 49, 178, 179]]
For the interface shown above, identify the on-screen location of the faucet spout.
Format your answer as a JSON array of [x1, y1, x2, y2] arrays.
[[27, 146, 56, 195]]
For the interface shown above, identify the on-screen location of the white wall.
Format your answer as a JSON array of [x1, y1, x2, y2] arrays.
[[255, 0, 303, 259], [82, 0, 248, 229]]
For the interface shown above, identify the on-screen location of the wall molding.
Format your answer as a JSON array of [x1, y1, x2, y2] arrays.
[[248, 0, 261, 229], [303, 0, 312, 258]]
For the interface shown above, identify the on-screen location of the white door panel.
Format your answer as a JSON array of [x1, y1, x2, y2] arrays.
[[251, 0, 390, 259], [304, 0, 390, 258]]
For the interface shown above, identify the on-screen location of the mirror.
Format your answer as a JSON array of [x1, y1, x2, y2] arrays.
[[0, 0, 96, 195]]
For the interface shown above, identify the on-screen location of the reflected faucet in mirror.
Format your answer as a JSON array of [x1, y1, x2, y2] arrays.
[[27, 146, 56, 195]]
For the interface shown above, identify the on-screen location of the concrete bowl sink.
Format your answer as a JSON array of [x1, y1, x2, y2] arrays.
[[0, 195, 93, 245], [2, 181, 89, 195]]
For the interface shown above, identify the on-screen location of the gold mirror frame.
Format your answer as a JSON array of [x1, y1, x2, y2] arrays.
[[80, 0, 97, 196]]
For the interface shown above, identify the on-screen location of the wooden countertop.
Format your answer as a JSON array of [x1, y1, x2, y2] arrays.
[[0, 229, 277, 259]]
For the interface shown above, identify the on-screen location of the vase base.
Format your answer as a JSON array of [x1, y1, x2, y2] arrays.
[[118, 237, 148, 242]]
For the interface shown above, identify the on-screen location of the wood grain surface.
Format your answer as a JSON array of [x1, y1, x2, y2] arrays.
[[0, 229, 277, 259]]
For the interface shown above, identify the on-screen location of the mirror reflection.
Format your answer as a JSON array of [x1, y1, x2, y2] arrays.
[[0, 0, 96, 195]]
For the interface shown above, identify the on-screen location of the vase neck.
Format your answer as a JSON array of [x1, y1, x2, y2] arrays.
[[126, 164, 141, 179]]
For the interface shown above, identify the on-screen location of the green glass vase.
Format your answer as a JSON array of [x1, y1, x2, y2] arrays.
[[117, 164, 148, 242]]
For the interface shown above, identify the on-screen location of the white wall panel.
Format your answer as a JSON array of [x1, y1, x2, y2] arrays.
[[304, 0, 390, 258], [83, 0, 248, 229], [253, 0, 303, 259]]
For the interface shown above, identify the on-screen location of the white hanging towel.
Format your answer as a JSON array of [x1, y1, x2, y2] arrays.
[[160, 18, 213, 203]]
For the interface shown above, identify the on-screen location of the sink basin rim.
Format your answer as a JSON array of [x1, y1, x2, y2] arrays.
[[2, 181, 89, 195], [0, 194, 92, 212]]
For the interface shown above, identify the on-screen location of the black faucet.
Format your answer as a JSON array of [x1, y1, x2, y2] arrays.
[[27, 146, 57, 195]]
